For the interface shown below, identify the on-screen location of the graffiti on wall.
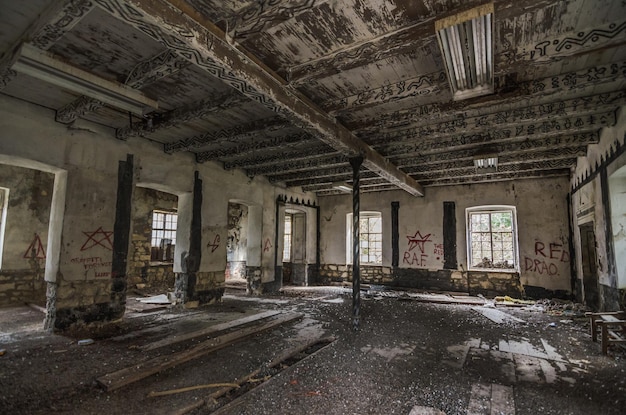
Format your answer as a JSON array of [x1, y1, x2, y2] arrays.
[[403, 230, 433, 267], [207, 234, 221, 253], [263, 238, 272, 252], [523, 240, 570, 276], [23, 233, 46, 259], [70, 257, 113, 278], [81, 226, 114, 251]]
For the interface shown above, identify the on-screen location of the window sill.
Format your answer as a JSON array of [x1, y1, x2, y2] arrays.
[[468, 268, 518, 273], [149, 261, 174, 267]]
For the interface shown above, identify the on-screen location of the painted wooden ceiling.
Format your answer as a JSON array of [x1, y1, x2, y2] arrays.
[[1, 0, 625, 195]]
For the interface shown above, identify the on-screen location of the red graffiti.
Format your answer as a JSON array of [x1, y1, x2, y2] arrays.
[[263, 238, 272, 252], [524, 240, 570, 277], [533, 241, 570, 262], [80, 226, 113, 251], [407, 230, 432, 253], [524, 257, 559, 276], [207, 234, 220, 253], [403, 251, 428, 266], [433, 243, 444, 260], [24, 234, 46, 259]]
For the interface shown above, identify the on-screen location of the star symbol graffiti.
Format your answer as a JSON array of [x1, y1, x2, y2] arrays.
[[81, 226, 114, 251], [406, 230, 432, 253]]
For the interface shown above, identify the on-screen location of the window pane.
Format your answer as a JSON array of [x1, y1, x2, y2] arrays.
[[468, 209, 516, 270], [370, 217, 382, 233]]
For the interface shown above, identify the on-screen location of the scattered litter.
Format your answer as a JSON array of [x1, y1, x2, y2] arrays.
[[548, 322, 557, 327], [472, 307, 525, 324], [559, 319, 573, 324], [0, 348, 6, 356], [321, 298, 343, 304], [495, 295, 535, 305], [137, 294, 171, 304], [77, 339, 94, 346]]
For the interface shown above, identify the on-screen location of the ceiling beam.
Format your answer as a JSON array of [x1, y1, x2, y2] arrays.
[[378, 129, 600, 158], [323, 71, 447, 114], [196, 132, 314, 162], [395, 145, 589, 169], [344, 61, 626, 127], [117, 92, 247, 140], [371, 109, 616, 151], [223, 146, 338, 170], [165, 116, 290, 153], [97, 0, 424, 197], [246, 153, 348, 177], [358, 90, 626, 140]]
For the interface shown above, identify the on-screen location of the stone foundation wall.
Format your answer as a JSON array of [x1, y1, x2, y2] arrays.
[[0, 270, 46, 307], [319, 264, 524, 297], [226, 261, 246, 280], [246, 266, 263, 294], [192, 271, 225, 304]]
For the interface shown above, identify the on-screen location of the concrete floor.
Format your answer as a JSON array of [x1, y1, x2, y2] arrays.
[[0, 287, 624, 415]]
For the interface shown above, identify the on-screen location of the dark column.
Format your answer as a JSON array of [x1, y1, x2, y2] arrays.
[[187, 171, 203, 299], [600, 169, 619, 310], [391, 201, 400, 267], [111, 154, 134, 316], [350, 156, 363, 330], [443, 201, 457, 270]]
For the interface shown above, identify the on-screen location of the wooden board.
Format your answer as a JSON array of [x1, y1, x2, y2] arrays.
[[97, 312, 303, 392], [140, 309, 281, 351]]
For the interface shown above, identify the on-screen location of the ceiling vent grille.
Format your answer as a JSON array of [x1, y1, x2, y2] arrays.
[[436, 3, 494, 101]]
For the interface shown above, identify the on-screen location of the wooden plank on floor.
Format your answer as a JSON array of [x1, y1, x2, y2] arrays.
[[513, 354, 543, 383], [96, 312, 303, 392], [490, 384, 515, 415], [467, 382, 491, 415], [140, 310, 281, 351], [409, 406, 446, 415]]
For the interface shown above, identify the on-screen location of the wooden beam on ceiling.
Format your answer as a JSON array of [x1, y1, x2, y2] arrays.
[[223, 146, 339, 170], [118, 92, 248, 140], [196, 132, 314, 162], [96, 0, 425, 197], [165, 116, 290, 154]]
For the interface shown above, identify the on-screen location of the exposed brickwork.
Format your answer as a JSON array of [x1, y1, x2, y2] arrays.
[[319, 263, 524, 297], [128, 187, 177, 291], [0, 271, 46, 306]]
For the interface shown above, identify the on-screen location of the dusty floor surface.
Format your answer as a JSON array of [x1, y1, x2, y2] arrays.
[[0, 287, 624, 415]]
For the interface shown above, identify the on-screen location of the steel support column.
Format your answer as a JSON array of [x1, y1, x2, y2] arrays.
[[350, 156, 363, 330]]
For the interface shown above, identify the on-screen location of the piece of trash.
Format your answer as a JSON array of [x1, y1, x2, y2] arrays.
[[0, 349, 6, 356], [548, 322, 557, 327], [77, 339, 94, 346], [559, 319, 573, 324]]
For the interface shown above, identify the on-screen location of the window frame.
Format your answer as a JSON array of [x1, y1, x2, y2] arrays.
[[150, 209, 177, 263], [283, 213, 292, 262], [0, 187, 8, 269], [346, 211, 383, 265], [466, 205, 519, 272]]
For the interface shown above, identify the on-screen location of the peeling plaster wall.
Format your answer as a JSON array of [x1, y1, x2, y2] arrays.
[[320, 176, 572, 298], [0, 95, 315, 326], [0, 164, 54, 306], [571, 106, 626, 311]]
